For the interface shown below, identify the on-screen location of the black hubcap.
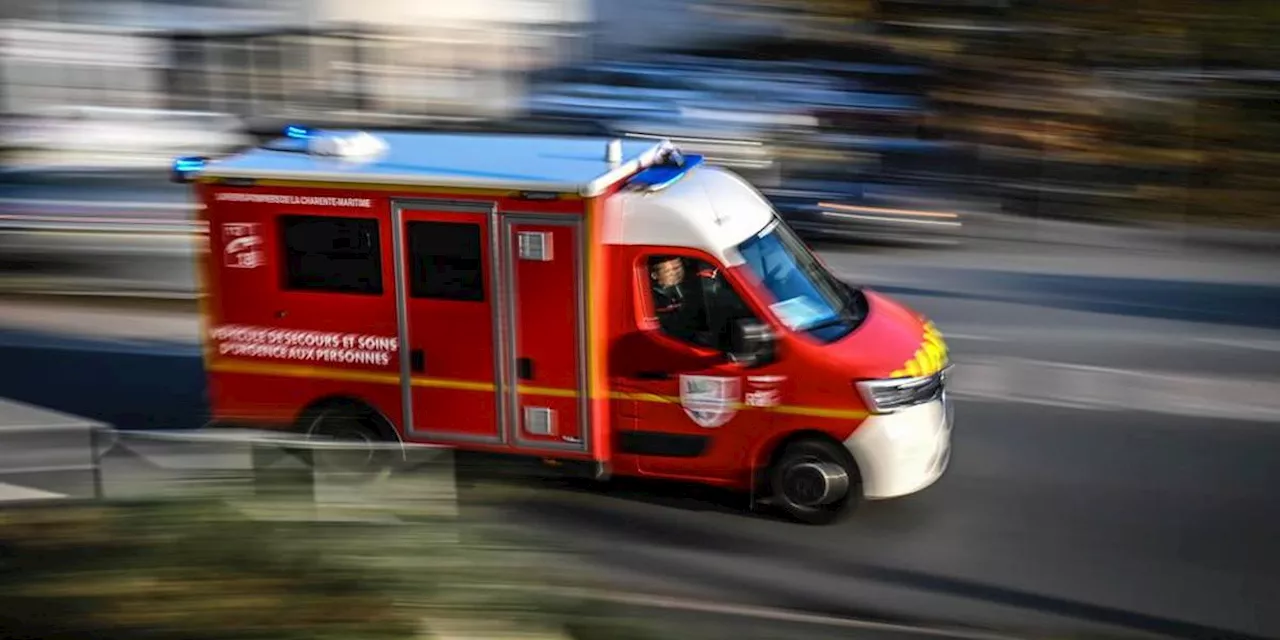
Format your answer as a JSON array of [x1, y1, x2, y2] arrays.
[[783, 463, 829, 507]]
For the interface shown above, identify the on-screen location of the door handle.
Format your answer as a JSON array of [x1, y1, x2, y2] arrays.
[[635, 370, 671, 380], [517, 357, 534, 381], [410, 349, 424, 373]]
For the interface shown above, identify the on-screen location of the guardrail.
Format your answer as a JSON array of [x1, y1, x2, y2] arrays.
[[0, 422, 112, 501], [0, 400, 459, 517], [97, 430, 461, 524]]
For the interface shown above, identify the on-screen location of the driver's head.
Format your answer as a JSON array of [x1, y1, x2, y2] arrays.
[[650, 257, 684, 288]]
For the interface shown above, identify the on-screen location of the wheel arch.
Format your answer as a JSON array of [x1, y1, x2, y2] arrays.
[[294, 394, 404, 450], [751, 428, 860, 494]]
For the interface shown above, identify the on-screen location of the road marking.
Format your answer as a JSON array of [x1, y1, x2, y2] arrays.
[[558, 588, 1023, 640], [950, 358, 1280, 421], [1194, 337, 1280, 353], [0, 199, 194, 212], [940, 333, 1001, 342], [0, 482, 69, 501]]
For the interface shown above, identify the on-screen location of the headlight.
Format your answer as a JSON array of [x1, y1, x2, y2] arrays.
[[855, 371, 945, 414]]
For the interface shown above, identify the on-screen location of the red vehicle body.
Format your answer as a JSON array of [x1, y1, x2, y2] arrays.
[[176, 128, 953, 524]]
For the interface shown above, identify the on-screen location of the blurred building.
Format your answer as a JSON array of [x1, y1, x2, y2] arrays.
[[0, 19, 165, 115], [589, 0, 778, 59], [0, 0, 593, 121]]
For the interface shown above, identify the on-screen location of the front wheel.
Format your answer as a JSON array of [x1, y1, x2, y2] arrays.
[[769, 438, 862, 525]]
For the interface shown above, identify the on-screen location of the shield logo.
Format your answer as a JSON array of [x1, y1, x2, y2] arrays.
[[679, 375, 742, 428]]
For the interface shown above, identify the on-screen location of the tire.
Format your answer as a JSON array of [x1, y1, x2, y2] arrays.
[[303, 404, 395, 479], [769, 438, 862, 525]]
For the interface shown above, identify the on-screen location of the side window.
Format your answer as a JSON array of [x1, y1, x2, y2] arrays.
[[280, 214, 383, 295], [645, 255, 757, 351], [407, 220, 485, 302]]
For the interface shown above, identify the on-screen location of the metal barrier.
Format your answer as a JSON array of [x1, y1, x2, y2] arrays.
[[101, 429, 459, 520], [0, 398, 458, 519], [0, 397, 115, 501]]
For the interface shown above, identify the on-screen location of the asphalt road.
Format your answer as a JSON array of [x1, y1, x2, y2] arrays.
[[0, 245, 1277, 639]]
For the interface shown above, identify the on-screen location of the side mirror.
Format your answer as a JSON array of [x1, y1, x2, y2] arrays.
[[728, 319, 776, 368]]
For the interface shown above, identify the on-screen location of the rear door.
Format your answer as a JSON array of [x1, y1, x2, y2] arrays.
[[394, 199, 503, 444], [499, 213, 589, 453]]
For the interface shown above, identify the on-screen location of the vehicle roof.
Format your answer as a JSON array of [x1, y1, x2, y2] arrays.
[[201, 130, 666, 196], [606, 164, 775, 268]]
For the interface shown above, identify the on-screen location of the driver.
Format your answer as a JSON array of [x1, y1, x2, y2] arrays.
[[650, 256, 701, 343]]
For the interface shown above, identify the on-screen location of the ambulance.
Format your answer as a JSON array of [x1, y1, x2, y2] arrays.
[[174, 126, 953, 524]]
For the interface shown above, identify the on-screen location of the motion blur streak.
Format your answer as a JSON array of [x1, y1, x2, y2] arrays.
[[1, 0, 1279, 639]]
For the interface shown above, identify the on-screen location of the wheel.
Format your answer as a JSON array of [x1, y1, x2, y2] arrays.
[[769, 438, 861, 525], [303, 404, 395, 478]]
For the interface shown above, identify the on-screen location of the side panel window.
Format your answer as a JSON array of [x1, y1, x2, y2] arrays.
[[644, 255, 756, 351], [407, 220, 485, 302], [280, 214, 382, 295]]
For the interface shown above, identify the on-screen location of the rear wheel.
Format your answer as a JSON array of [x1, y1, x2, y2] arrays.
[[303, 404, 395, 478], [769, 438, 861, 525]]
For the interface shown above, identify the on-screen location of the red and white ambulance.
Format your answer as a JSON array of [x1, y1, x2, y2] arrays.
[[175, 126, 953, 524]]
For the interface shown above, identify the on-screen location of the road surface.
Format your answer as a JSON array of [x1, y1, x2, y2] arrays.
[[0, 244, 1277, 638]]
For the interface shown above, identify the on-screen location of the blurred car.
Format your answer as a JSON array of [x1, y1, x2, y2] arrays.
[[763, 179, 966, 247]]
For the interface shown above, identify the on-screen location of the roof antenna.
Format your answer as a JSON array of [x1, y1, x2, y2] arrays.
[[605, 139, 622, 167]]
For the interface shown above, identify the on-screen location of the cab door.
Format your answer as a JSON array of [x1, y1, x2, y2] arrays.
[[616, 252, 781, 479], [393, 199, 503, 444]]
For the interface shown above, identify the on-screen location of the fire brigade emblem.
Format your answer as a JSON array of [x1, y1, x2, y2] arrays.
[[679, 375, 742, 428]]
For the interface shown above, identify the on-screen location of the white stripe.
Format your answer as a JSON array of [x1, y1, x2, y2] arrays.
[[558, 588, 1022, 640], [0, 198, 193, 211], [1194, 337, 1280, 353], [939, 333, 1001, 342], [0, 482, 69, 501], [950, 358, 1280, 422]]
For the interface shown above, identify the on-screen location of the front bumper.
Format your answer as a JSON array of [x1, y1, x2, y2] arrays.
[[843, 394, 953, 500]]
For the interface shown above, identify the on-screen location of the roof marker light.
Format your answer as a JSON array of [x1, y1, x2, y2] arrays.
[[624, 154, 704, 193], [605, 139, 622, 165]]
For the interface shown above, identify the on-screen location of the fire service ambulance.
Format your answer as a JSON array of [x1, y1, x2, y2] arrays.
[[174, 126, 953, 524]]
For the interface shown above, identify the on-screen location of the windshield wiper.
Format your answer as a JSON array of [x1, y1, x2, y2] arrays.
[[802, 316, 849, 332], [800, 285, 866, 333]]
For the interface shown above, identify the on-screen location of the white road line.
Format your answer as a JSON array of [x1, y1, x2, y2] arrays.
[[1194, 337, 1280, 353], [0, 482, 69, 501], [0, 199, 193, 211], [939, 333, 1002, 342], [950, 358, 1280, 421], [559, 588, 1024, 640]]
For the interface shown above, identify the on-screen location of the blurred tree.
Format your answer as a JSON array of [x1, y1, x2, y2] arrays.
[[742, 0, 1280, 224]]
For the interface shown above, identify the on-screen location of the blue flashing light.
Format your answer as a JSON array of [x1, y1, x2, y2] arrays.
[[284, 124, 313, 139], [174, 157, 205, 173], [171, 156, 207, 184], [627, 154, 704, 192]]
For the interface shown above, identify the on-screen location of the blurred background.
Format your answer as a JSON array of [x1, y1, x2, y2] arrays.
[[1, 2, 1279, 640], [3, 0, 1278, 277]]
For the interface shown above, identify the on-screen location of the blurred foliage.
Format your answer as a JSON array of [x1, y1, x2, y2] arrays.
[[0, 484, 661, 640], [735, 0, 1280, 226]]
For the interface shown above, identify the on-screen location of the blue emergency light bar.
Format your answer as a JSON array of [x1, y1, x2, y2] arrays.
[[285, 124, 313, 139], [170, 156, 208, 184], [626, 153, 705, 192]]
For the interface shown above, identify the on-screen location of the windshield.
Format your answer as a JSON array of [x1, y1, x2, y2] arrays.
[[736, 219, 865, 343]]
